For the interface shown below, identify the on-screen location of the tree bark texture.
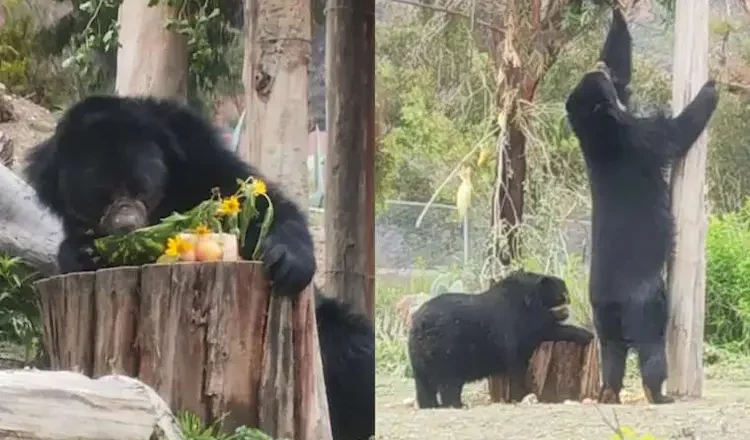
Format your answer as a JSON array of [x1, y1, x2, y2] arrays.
[[488, 338, 600, 403], [115, 0, 188, 101], [0, 370, 183, 440], [242, 0, 311, 205], [242, 2, 331, 438], [34, 261, 329, 439], [323, 0, 375, 317], [666, 0, 710, 398]]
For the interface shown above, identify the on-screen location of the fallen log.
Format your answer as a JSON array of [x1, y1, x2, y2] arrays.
[[34, 261, 332, 440], [0, 369, 183, 440], [488, 337, 600, 403]]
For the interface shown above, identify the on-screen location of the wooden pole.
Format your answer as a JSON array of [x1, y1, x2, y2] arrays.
[[324, 0, 374, 317], [666, 0, 709, 398], [362, 1, 376, 321], [115, 0, 188, 101], [243, 1, 332, 439]]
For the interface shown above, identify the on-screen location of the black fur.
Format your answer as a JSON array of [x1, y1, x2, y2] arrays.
[[565, 10, 719, 404], [407, 271, 593, 409], [24, 95, 315, 297], [25, 95, 374, 440], [314, 287, 375, 440]]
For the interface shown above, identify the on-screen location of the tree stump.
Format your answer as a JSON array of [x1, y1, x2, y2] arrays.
[[34, 261, 332, 440], [488, 338, 600, 403]]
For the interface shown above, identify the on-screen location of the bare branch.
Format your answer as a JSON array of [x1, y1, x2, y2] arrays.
[[387, 0, 505, 35]]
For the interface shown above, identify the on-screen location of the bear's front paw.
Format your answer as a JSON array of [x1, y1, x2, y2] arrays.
[[260, 234, 316, 298], [76, 242, 104, 270], [59, 238, 105, 274]]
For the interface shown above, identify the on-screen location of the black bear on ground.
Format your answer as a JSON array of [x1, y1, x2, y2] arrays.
[[407, 270, 594, 409], [24, 95, 374, 440], [315, 287, 375, 440], [565, 8, 719, 404]]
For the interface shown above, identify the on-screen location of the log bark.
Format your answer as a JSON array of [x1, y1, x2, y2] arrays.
[[666, 0, 709, 398], [0, 370, 183, 440], [488, 338, 600, 403], [324, 0, 375, 317], [34, 261, 327, 439], [115, 0, 188, 101], [242, 1, 332, 439]]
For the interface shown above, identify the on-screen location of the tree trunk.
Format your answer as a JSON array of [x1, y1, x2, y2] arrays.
[[323, 0, 376, 318], [666, 0, 709, 398], [242, 2, 332, 439], [493, 115, 528, 263], [490, 63, 539, 266], [488, 339, 600, 403], [115, 0, 188, 101], [0, 163, 62, 276], [0, 370, 183, 440], [34, 261, 327, 436]]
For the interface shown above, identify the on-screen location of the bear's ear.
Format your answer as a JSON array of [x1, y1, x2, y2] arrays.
[[24, 138, 62, 211], [535, 275, 559, 294]]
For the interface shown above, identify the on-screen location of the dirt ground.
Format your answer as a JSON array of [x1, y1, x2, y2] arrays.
[[376, 360, 750, 440]]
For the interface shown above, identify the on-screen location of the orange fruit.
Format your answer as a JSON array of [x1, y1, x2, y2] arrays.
[[179, 249, 197, 262], [195, 239, 223, 261]]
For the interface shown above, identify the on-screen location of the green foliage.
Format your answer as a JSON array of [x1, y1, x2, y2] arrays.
[[55, 0, 242, 107], [376, 19, 496, 205], [178, 411, 282, 440], [707, 93, 750, 213], [0, 1, 73, 107], [0, 254, 42, 361], [705, 202, 750, 352], [0, 4, 32, 92]]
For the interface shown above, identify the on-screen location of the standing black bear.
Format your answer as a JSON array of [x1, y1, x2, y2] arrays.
[[407, 271, 593, 409], [315, 288, 375, 440], [24, 95, 374, 440], [565, 9, 719, 404]]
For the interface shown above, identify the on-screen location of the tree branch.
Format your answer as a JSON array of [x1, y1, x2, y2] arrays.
[[386, 0, 505, 35]]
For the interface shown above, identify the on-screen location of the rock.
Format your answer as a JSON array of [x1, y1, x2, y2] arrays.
[[520, 393, 539, 406], [0, 85, 15, 123], [0, 131, 13, 167]]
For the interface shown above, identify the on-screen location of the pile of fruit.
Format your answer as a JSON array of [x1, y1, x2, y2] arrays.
[[93, 177, 272, 266]]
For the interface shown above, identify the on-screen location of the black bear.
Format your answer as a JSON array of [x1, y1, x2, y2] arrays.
[[407, 270, 594, 409], [315, 287, 375, 440], [565, 9, 719, 404], [24, 95, 374, 440]]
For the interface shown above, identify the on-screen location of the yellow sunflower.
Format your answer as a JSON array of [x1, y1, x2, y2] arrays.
[[165, 236, 194, 257], [252, 179, 268, 196], [194, 224, 211, 236], [218, 196, 241, 216]]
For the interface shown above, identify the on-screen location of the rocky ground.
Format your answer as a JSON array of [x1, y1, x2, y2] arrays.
[[0, 82, 56, 174]]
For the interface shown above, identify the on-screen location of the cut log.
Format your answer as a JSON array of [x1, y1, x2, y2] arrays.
[[34, 261, 330, 440], [0, 369, 183, 440], [487, 338, 600, 403]]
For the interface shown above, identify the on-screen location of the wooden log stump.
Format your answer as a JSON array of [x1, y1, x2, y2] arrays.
[[0, 370, 183, 440], [488, 338, 600, 403], [34, 261, 331, 440]]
